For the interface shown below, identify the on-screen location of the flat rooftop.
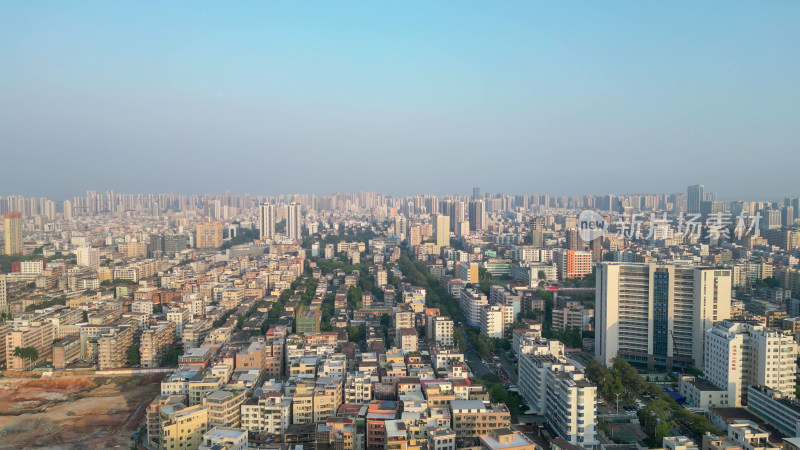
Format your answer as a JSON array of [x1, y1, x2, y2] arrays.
[[690, 377, 726, 392], [481, 429, 536, 449]]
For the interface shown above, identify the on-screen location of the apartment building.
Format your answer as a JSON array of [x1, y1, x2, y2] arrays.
[[552, 249, 592, 281], [595, 262, 732, 371], [189, 376, 225, 406], [240, 391, 292, 435], [5, 320, 55, 370], [183, 319, 212, 349], [314, 376, 344, 422], [450, 400, 511, 441], [427, 426, 456, 450], [52, 334, 81, 369], [480, 305, 505, 339], [345, 371, 377, 404], [198, 427, 248, 450], [459, 262, 479, 284], [141, 322, 176, 368], [427, 315, 454, 348], [544, 366, 598, 446], [153, 403, 209, 450], [146, 395, 187, 448], [459, 288, 488, 327], [236, 342, 267, 371], [0, 273, 7, 315], [96, 324, 134, 369], [552, 303, 593, 332], [480, 428, 537, 450], [195, 222, 223, 249], [167, 308, 191, 339], [366, 400, 400, 449], [202, 389, 247, 428]]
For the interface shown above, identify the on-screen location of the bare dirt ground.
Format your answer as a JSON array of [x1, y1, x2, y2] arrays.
[[0, 373, 164, 449]]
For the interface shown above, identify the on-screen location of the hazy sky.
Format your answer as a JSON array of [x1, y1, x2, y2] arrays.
[[1, 2, 798, 200]]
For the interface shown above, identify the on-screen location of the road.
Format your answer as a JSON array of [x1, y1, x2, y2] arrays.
[[459, 328, 493, 379], [498, 353, 518, 384]]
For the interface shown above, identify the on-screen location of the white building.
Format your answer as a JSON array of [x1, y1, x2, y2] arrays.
[[430, 316, 454, 347], [199, 427, 248, 450], [544, 365, 598, 446], [746, 385, 800, 437], [595, 262, 732, 370], [344, 371, 377, 404], [480, 305, 505, 339], [459, 288, 488, 327], [76, 246, 100, 271], [240, 392, 291, 435], [705, 320, 797, 406]]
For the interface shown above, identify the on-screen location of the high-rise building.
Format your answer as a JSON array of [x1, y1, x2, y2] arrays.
[[595, 262, 732, 371], [473, 187, 481, 200], [195, 222, 223, 249], [552, 249, 592, 281], [565, 228, 584, 250], [3, 212, 23, 256], [705, 320, 798, 406], [286, 202, 301, 241], [590, 237, 603, 262], [459, 287, 488, 326], [433, 214, 450, 251], [259, 203, 276, 240], [459, 262, 479, 284], [0, 273, 7, 315], [469, 200, 486, 233], [451, 201, 465, 232], [531, 217, 544, 248], [76, 246, 100, 271], [481, 304, 506, 338], [394, 216, 407, 240], [687, 184, 704, 214]]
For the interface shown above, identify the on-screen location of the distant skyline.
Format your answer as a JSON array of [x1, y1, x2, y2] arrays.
[[1, 2, 798, 199], [0, 184, 790, 204]]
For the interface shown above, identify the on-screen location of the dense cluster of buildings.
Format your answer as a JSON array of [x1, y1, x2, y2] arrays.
[[1, 184, 800, 450]]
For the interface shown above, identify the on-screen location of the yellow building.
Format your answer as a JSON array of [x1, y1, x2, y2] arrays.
[[202, 390, 247, 428], [450, 400, 511, 440], [196, 222, 223, 249], [3, 212, 23, 256], [189, 376, 225, 406], [5, 320, 55, 370], [155, 403, 209, 450]]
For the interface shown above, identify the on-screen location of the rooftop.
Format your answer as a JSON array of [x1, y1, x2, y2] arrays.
[[204, 426, 248, 440], [481, 429, 536, 450], [690, 377, 726, 392]]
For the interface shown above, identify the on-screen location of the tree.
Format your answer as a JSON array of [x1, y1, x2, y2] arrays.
[[347, 326, 365, 343], [12, 346, 39, 370], [127, 345, 140, 366], [638, 398, 672, 446], [161, 347, 183, 367]]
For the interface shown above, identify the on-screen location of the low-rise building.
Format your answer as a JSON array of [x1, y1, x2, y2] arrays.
[[198, 426, 248, 450], [480, 428, 537, 450]]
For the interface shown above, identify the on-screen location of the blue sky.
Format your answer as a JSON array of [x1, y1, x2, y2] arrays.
[[1, 2, 798, 200]]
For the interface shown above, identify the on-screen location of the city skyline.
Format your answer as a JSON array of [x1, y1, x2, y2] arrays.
[[0, 184, 795, 203], [2, 2, 799, 199]]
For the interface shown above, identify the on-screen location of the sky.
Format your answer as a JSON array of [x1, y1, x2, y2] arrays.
[[1, 2, 798, 200]]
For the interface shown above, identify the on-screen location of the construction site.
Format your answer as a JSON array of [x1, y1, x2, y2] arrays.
[[0, 373, 163, 449]]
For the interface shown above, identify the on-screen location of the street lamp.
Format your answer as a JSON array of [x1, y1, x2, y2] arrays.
[[615, 392, 623, 416]]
